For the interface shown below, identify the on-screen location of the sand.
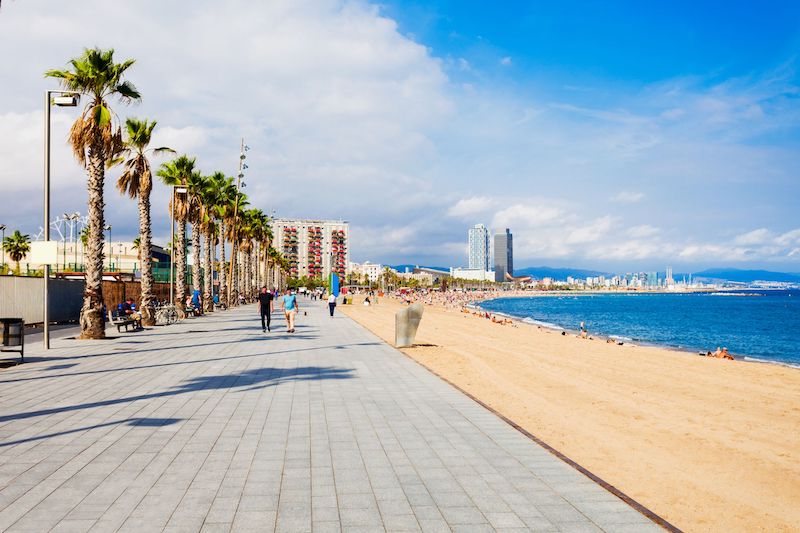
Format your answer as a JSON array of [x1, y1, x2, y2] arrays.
[[340, 295, 800, 532]]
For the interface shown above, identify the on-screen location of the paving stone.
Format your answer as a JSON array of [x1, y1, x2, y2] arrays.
[[0, 304, 660, 533]]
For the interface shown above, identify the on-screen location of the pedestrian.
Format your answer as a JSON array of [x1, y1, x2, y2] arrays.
[[281, 288, 299, 333], [258, 286, 274, 332], [328, 292, 337, 317]]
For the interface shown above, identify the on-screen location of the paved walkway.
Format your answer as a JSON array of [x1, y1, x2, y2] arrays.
[[0, 301, 661, 532]]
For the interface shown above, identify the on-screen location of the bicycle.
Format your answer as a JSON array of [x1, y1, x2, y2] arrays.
[[154, 304, 179, 326]]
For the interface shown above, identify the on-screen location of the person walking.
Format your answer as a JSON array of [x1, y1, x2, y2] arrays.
[[258, 286, 274, 332], [281, 288, 299, 333], [327, 292, 337, 317]]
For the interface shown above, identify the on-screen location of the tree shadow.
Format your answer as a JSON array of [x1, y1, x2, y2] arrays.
[[0, 366, 354, 424], [0, 417, 182, 448], [0, 343, 380, 385], [21, 333, 322, 362]]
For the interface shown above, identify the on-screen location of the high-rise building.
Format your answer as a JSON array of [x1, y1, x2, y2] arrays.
[[468, 224, 491, 271], [494, 228, 513, 282], [666, 266, 674, 285], [270, 219, 349, 280]]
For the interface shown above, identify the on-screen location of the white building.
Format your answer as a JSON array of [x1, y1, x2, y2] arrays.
[[349, 261, 383, 283], [468, 224, 491, 271], [270, 219, 350, 280], [450, 267, 495, 282]]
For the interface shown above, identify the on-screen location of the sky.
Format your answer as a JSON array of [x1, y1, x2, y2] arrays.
[[1, 0, 799, 272]]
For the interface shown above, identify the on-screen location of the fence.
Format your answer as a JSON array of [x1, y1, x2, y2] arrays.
[[0, 276, 189, 324], [0, 277, 84, 324]]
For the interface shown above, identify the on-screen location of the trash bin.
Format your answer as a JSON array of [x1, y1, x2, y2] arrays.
[[0, 318, 25, 362]]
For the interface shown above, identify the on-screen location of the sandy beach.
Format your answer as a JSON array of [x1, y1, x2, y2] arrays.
[[340, 295, 800, 532]]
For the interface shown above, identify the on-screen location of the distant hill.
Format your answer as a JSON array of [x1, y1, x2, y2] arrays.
[[514, 266, 611, 281], [389, 264, 450, 273], [689, 268, 800, 283]]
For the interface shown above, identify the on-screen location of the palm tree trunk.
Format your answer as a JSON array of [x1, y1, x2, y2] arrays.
[[138, 185, 155, 326], [79, 141, 106, 339], [191, 223, 201, 310], [203, 229, 213, 313], [247, 249, 254, 299], [229, 239, 238, 307], [253, 243, 260, 290], [219, 221, 227, 306], [175, 219, 187, 317]]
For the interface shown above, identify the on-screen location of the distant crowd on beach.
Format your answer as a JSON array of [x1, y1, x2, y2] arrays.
[[385, 288, 737, 361]]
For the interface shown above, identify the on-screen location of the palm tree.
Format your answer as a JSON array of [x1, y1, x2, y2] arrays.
[[209, 173, 236, 307], [3, 231, 31, 275], [112, 118, 173, 326], [46, 47, 140, 339], [225, 192, 249, 306], [186, 170, 207, 311], [157, 155, 195, 317], [199, 175, 220, 313]]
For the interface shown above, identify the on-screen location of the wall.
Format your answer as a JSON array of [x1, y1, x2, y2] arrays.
[[0, 276, 84, 323], [0, 276, 179, 324]]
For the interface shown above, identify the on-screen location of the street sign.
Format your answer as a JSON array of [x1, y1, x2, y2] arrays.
[[29, 241, 59, 265]]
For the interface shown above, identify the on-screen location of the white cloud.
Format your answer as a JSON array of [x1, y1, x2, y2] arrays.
[[565, 215, 615, 244], [500, 56, 512, 66], [734, 228, 772, 245], [0, 1, 798, 269], [610, 191, 645, 204], [491, 203, 564, 229], [447, 196, 497, 218], [627, 225, 660, 238]]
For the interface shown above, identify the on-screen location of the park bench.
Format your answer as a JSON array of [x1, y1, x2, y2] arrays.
[[107, 310, 140, 333], [0, 318, 24, 363]]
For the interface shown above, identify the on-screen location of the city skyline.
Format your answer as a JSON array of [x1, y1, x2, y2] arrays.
[[1, 1, 799, 272]]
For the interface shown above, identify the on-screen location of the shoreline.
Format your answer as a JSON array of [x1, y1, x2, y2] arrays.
[[340, 294, 800, 531], [474, 292, 800, 370]]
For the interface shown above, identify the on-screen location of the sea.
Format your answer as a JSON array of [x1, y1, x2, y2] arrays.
[[478, 289, 800, 368]]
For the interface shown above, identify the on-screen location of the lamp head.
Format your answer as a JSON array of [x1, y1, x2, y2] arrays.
[[52, 94, 80, 107]]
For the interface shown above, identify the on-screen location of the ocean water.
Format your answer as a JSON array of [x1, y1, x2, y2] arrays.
[[478, 290, 800, 368]]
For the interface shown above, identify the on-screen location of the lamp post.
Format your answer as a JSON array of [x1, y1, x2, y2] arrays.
[[0, 224, 5, 271], [104, 225, 112, 270], [227, 138, 248, 307], [169, 186, 187, 305], [67, 212, 80, 268], [44, 89, 80, 349]]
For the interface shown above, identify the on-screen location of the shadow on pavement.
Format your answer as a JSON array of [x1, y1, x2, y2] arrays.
[[0, 417, 183, 448], [0, 366, 354, 424]]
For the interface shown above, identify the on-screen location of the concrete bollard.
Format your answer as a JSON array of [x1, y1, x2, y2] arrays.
[[395, 302, 423, 348]]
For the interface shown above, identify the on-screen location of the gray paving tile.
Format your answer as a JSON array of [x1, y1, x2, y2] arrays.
[[0, 304, 661, 533]]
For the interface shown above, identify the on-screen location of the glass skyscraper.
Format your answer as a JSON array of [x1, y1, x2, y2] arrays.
[[468, 224, 490, 270], [494, 228, 513, 282]]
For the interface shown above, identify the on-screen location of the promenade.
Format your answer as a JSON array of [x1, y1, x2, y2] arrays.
[[0, 302, 661, 532]]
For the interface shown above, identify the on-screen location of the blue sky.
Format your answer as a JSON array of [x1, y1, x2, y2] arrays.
[[1, 1, 799, 271]]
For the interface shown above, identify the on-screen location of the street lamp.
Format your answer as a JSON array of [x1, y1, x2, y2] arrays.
[[0, 224, 5, 271], [65, 212, 80, 268], [170, 186, 187, 305], [44, 89, 80, 349], [104, 225, 112, 270]]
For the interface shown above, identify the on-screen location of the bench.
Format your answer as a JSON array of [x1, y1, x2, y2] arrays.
[[0, 318, 24, 363], [107, 311, 140, 332]]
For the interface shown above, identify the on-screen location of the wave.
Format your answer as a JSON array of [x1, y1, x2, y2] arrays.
[[609, 335, 634, 342], [743, 356, 800, 369], [709, 292, 763, 297], [521, 317, 563, 330]]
